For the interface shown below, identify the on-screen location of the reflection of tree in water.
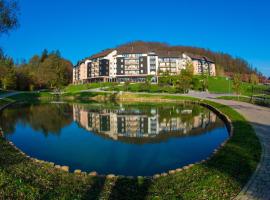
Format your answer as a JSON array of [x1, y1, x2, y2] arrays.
[[0, 103, 73, 135], [158, 104, 204, 122]]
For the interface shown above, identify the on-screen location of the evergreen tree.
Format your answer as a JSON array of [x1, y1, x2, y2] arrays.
[[40, 49, 48, 62]]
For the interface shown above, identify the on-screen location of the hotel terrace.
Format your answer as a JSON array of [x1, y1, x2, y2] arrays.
[[73, 48, 216, 84]]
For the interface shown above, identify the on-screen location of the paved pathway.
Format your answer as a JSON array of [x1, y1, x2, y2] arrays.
[[189, 92, 270, 200]]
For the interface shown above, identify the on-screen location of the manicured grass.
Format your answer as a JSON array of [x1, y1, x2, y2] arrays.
[[207, 76, 232, 93], [64, 82, 114, 93], [240, 82, 269, 96], [104, 76, 233, 93], [4, 92, 54, 102], [103, 76, 269, 96], [0, 94, 261, 199], [218, 95, 270, 107], [105, 83, 178, 93]]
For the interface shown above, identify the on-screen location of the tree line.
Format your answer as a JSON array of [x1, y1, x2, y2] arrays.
[[0, 0, 72, 91], [0, 49, 73, 90]]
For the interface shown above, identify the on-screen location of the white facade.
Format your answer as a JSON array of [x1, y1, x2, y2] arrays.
[[73, 50, 216, 84], [103, 50, 117, 78]]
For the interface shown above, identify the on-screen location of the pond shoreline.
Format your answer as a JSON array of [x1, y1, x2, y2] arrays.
[[2, 99, 232, 178], [0, 93, 261, 200]]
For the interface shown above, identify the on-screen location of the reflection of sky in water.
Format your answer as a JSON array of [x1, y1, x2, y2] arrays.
[[2, 102, 229, 176]]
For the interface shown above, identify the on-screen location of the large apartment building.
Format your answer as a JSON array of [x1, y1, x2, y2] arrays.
[[73, 49, 216, 84]]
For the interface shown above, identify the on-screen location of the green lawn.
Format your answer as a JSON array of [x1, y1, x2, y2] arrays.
[[0, 93, 261, 199], [202, 76, 268, 95], [100, 76, 234, 93], [207, 76, 232, 93], [218, 95, 270, 107], [64, 82, 114, 93]]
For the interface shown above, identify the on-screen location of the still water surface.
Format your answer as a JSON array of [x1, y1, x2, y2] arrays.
[[0, 102, 229, 176]]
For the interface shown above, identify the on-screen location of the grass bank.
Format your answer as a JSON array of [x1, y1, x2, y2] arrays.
[[101, 76, 268, 96], [64, 82, 114, 93], [0, 93, 261, 199], [218, 95, 270, 107]]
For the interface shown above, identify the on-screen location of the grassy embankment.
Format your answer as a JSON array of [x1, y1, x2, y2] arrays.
[[64, 82, 113, 93], [218, 95, 270, 107], [0, 92, 261, 199], [65, 76, 268, 96]]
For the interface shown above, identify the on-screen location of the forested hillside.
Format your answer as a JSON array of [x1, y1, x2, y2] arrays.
[[114, 41, 259, 76]]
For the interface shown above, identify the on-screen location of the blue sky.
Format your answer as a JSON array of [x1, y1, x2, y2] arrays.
[[0, 0, 270, 76]]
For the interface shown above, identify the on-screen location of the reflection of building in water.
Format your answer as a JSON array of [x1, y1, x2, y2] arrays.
[[73, 105, 219, 141]]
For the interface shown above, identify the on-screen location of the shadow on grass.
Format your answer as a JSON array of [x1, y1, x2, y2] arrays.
[[108, 177, 152, 200], [82, 177, 107, 200]]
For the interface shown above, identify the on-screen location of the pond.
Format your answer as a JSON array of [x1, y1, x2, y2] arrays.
[[0, 102, 229, 176]]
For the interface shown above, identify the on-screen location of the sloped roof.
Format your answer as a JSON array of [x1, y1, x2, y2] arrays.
[[82, 47, 214, 63], [156, 50, 182, 58], [185, 53, 214, 63], [117, 45, 150, 54], [88, 49, 115, 59]]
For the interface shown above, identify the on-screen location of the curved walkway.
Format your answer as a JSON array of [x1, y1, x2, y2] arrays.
[[216, 100, 270, 200], [189, 92, 270, 200]]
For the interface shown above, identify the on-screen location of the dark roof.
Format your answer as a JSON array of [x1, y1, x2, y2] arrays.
[[185, 53, 214, 63], [82, 47, 214, 63], [88, 49, 115, 59], [117, 45, 150, 54], [156, 50, 182, 58]]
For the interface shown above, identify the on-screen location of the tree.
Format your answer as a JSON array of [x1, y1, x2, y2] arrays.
[[232, 73, 242, 99], [175, 69, 193, 93], [40, 49, 48, 62], [250, 73, 259, 85], [216, 64, 225, 76], [201, 74, 208, 91], [249, 73, 259, 102], [39, 53, 72, 89], [2, 67, 16, 89], [0, 0, 19, 35], [15, 67, 33, 90], [185, 61, 194, 76], [0, 54, 13, 88], [124, 81, 130, 91]]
